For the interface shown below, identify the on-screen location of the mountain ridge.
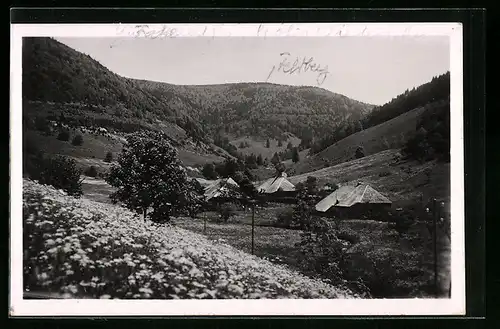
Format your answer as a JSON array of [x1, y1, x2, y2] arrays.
[[23, 37, 375, 149]]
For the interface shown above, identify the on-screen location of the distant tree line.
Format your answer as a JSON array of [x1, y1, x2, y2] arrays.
[[363, 72, 450, 129], [402, 99, 450, 162], [307, 72, 450, 155]]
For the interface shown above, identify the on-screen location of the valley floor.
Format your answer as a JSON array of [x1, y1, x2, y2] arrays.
[[78, 174, 451, 298]]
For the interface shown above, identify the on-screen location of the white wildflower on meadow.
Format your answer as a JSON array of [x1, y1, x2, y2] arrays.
[[47, 247, 58, 254], [23, 179, 355, 300], [38, 272, 49, 281]]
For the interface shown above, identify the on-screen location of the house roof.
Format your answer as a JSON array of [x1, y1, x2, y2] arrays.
[[194, 177, 216, 189], [257, 174, 296, 194], [315, 185, 356, 212], [315, 184, 391, 212], [204, 177, 241, 200]]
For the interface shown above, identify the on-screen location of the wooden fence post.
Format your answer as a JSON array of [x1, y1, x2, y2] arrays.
[[251, 201, 255, 255], [432, 198, 438, 297]]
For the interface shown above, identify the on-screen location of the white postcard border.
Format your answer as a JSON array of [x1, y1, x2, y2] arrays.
[[10, 22, 465, 316]]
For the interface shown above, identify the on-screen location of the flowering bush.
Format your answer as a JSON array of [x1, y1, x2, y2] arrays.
[[23, 179, 355, 299]]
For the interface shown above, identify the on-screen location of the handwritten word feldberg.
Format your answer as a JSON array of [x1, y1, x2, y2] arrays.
[[266, 52, 330, 86]]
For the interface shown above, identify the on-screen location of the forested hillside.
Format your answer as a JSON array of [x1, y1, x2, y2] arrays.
[[22, 37, 207, 142], [135, 80, 374, 145], [293, 72, 450, 174], [23, 37, 375, 150], [308, 72, 450, 155]]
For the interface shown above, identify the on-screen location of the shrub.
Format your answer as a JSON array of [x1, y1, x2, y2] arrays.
[[72, 134, 84, 146], [34, 117, 52, 135], [291, 190, 316, 230], [292, 147, 300, 163], [57, 130, 70, 142], [294, 217, 371, 295], [275, 208, 295, 228], [29, 155, 83, 197], [23, 151, 46, 181], [342, 247, 427, 298], [217, 203, 237, 223], [378, 170, 391, 177], [337, 228, 360, 244], [104, 151, 113, 163], [389, 205, 425, 236], [85, 165, 98, 177], [23, 135, 41, 155], [201, 163, 218, 180], [298, 176, 318, 195], [325, 182, 339, 191], [355, 146, 365, 159]]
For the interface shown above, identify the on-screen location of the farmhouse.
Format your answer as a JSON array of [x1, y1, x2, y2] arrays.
[[204, 177, 242, 202], [315, 183, 392, 220], [257, 172, 296, 195], [194, 177, 216, 189]]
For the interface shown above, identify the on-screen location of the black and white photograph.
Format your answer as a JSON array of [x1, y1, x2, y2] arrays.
[[10, 23, 465, 316]]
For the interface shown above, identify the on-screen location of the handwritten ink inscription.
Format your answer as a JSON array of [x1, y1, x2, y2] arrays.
[[266, 52, 330, 86], [117, 25, 179, 39]]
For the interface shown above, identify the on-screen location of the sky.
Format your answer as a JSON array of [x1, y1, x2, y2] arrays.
[[56, 36, 450, 105]]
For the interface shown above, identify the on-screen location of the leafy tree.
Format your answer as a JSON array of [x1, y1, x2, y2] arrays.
[[217, 203, 237, 223], [402, 127, 430, 161], [201, 163, 218, 180], [292, 147, 300, 163], [325, 182, 339, 191], [291, 188, 316, 230], [85, 165, 98, 177], [271, 152, 280, 165], [238, 176, 257, 199], [403, 100, 450, 162], [243, 168, 254, 182], [295, 216, 349, 288], [71, 134, 84, 146], [274, 162, 286, 176], [276, 208, 295, 228], [355, 146, 365, 159], [305, 176, 318, 194], [104, 151, 113, 163], [296, 176, 318, 195], [28, 154, 83, 197], [57, 130, 70, 142], [34, 116, 52, 135], [256, 154, 264, 166], [106, 130, 197, 222], [215, 158, 240, 178], [182, 179, 205, 218], [245, 153, 258, 169]]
